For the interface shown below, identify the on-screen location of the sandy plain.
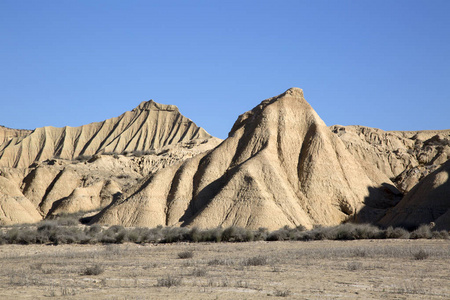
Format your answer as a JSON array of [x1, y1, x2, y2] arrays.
[[0, 239, 449, 299]]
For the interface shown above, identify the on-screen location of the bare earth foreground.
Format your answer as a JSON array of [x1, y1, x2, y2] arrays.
[[0, 240, 449, 299]]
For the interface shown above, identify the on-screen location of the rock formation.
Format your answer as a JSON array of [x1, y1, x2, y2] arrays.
[[0, 125, 31, 146], [331, 125, 450, 193], [0, 100, 220, 224], [378, 159, 450, 230], [1, 89, 447, 230], [92, 88, 400, 230], [0, 100, 214, 168], [0, 176, 42, 225]]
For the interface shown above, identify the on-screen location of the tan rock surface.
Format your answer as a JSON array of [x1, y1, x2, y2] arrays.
[[331, 125, 450, 192], [0, 176, 42, 225], [0, 100, 214, 168], [379, 159, 450, 230], [0, 101, 220, 224], [93, 88, 400, 230], [0, 125, 31, 146]]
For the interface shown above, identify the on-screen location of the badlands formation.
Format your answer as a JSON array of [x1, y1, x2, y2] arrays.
[[0, 101, 221, 225], [93, 88, 399, 229], [0, 100, 214, 168], [0, 88, 449, 230]]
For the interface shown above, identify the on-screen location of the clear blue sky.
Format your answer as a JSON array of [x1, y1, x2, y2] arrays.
[[1, 1, 449, 139]]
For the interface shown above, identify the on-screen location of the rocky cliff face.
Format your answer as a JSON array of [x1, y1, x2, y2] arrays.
[[92, 88, 399, 230]]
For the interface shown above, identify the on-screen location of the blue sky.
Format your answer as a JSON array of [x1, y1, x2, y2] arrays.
[[1, 1, 449, 139]]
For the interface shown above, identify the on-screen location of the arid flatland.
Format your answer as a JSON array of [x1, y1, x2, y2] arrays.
[[1, 239, 449, 299]]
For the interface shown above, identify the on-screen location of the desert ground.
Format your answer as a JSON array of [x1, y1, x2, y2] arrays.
[[0, 239, 449, 299]]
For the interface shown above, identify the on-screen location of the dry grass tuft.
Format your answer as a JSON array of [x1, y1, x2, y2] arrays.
[[82, 264, 104, 276], [412, 249, 430, 260], [156, 275, 182, 287], [177, 250, 194, 259]]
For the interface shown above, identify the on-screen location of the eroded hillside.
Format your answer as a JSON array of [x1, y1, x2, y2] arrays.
[[0, 101, 221, 225], [92, 88, 400, 230]]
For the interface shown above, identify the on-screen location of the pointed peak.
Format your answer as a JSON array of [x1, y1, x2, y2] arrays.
[[134, 100, 179, 112], [259, 87, 306, 108], [284, 87, 304, 97], [228, 87, 314, 137]]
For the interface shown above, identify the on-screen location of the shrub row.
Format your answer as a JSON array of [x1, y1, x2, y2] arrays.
[[0, 222, 448, 245]]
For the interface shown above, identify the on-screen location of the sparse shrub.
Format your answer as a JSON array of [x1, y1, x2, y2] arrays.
[[117, 174, 130, 179], [104, 244, 122, 255], [145, 227, 164, 243], [49, 214, 79, 226], [3, 221, 449, 246], [188, 227, 201, 242], [198, 227, 223, 242], [242, 256, 268, 266], [100, 225, 127, 243], [160, 227, 190, 243], [222, 226, 254, 242], [132, 150, 157, 157], [351, 223, 383, 239], [303, 227, 327, 241], [87, 224, 102, 235], [207, 277, 229, 287], [82, 264, 104, 276], [29, 262, 43, 271], [208, 258, 234, 266], [413, 249, 429, 260], [235, 280, 249, 288], [177, 250, 194, 259], [156, 275, 182, 287], [37, 220, 58, 232], [267, 226, 291, 241], [60, 287, 76, 296], [127, 228, 143, 243], [347, 261, 363, 271], [352, 248, 367, 257], [75, 155, 92, 162], [431, 230, 450, 239], [190, 268, 207, 277], [385, 226, 410, 239], [254, 227, 269, 240], [410, 224, 433, 239], [274, 289, 291, 297]]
